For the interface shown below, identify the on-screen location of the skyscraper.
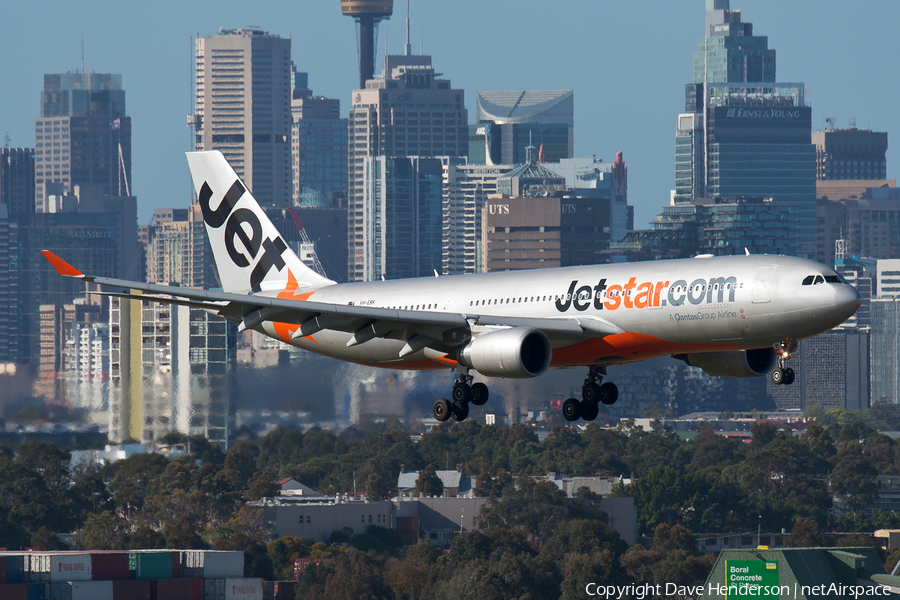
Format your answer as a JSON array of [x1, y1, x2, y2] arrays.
[[693, 0, 775, 84], [109, 298, 237, 447], [442, 161, 515, 275], [674, 1, 816, 258], [1, 148, 35, 217], [475, 91, 574, 165], [347, 53, 468, 281], [361, 156, 443, 280], [812, 128, 888, 181], [35, 73, 131, 213], [194, 29, 292, 207], [291, 72, 348, 207]]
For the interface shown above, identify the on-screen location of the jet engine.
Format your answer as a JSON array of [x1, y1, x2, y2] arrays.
[[459, 327, 552, 378], [681, 347, 776, 379]]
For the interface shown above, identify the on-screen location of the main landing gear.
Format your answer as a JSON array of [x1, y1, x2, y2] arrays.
[[432, 371, 488, 423], [771, 339, 798, 386], [562, 367, 618, 423]]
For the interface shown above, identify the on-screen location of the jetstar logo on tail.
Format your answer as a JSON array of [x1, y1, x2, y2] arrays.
[[199, 179, 288, 292], [555, 275, 738, 313]]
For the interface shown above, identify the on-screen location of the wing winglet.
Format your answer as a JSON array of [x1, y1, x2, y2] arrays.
[[41, 250, 86, 278]]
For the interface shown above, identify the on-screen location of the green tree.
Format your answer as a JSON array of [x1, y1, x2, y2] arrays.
[[476, 477, 571, 545], [30, 526, 66, 550], [78, 511, 126, 550], [788, 516, 827, 548], [560, 551, 628, 599], [106, 452, 169, 516], [829, 452, 878, 513], [416, 464, 444, 497], [366, 472, 391, 501], [268, 536, 310, 580], [310, 552, 393, 600], [246, 472, 278, 501]]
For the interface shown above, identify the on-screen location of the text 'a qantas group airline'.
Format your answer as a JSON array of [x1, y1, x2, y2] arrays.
[[43, 151, 862, 423]]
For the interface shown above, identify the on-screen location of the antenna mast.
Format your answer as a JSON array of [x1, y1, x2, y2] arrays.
[[404, 0, 411, 56]]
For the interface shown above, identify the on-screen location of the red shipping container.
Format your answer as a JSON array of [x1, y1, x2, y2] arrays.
[[157, 577, 201, 600], [91, 552, 130, 581], [0, 583, 29, 600], [113, 579, 154, 600]]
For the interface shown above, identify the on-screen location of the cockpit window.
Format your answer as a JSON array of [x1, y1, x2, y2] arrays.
[[814, 275, 825, 285], [824, 275, 841, 284], [802, 275, 815, 285]]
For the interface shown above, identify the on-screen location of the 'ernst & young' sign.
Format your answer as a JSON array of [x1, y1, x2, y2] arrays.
[[726, 108, 801, 119]]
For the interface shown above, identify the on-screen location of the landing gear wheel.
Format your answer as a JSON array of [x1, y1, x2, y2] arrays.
[[470, 382, 489, 406], [433, 398, 451, 422], [582, 382, 601, 404], [783, 367, 795, 385], [451, 401, 469, 422], [598, 382, 619, 405], [562, 398, 581, 422], [771, 367, 784, 385], [452, 382, 471, 404], [581, 401, 599, 421]]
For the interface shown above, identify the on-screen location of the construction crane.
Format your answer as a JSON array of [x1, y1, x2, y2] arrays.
[[288, 207, 327, 277]]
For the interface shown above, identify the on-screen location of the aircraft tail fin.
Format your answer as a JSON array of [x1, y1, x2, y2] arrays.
[[186, 151, 335, 295]]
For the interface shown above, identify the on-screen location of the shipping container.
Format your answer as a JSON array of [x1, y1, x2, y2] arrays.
[[0, 583, 41, 600], [90, 553, 129, 581], [156, 577, 201, 600], [225, 578, 263, 600], [128, 552, 174, 580], [202, 577, 225, 600], [28, 554, 51, 583], [44, 582, 70, 600], [112, 579, 153, 600], [71, 580, 112, 600], [7, 555, 25, 583], [268, 581, 296, 600], [181, 551, 244, 579], [50, 555, 92, 582]]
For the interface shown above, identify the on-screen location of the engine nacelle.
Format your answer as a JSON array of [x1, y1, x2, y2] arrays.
[[682, 347, 776, 379], [459, 327, 552, 378]]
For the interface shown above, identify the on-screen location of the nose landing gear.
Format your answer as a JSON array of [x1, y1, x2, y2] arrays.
[[771, 340, 797, 385], [433, 371, 489, 423], [563, 367, 618, 423]]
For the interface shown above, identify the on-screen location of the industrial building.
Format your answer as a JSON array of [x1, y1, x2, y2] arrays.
[[697, 548, 895, 600], [192, 29, 292, 208]]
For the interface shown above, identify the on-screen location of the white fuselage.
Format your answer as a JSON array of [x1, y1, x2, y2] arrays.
[[257, 254, 860, 371]]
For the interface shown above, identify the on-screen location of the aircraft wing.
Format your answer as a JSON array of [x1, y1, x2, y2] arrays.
[[42, 251, 621, 351]]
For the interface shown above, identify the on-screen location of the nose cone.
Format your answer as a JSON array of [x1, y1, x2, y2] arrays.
[[835, 284, 862, 321]]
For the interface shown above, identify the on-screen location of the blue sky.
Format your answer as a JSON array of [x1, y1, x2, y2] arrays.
[[1, 0, 897, 227]]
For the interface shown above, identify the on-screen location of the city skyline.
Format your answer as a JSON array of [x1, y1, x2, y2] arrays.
[[0, 0, 897, 229]]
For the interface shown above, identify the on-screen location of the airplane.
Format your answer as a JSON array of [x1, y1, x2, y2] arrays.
[[42, 151, 862, 423]]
